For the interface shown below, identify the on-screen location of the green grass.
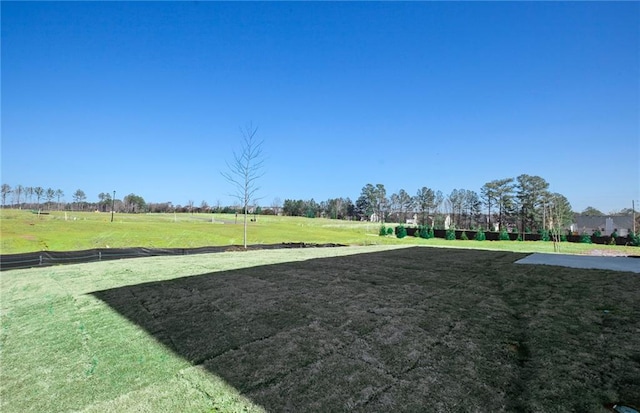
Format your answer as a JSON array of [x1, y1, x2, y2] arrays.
[[1, 209, 637, 256], [2, 246, 638, 412]]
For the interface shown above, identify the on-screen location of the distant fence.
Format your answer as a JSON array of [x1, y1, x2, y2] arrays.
[[403, 228, 633, 245], [0, 243, 345, 271]]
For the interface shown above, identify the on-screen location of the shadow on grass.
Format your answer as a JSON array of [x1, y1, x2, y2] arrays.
[[92, 247, 640, 412]]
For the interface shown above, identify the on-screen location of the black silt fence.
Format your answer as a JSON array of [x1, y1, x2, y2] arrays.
[[0, 243, 345, 271]]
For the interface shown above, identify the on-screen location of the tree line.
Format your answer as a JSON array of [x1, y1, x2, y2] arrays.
[[1, 174, 633, 235]]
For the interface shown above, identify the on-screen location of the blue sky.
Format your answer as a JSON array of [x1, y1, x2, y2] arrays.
[[2, 1, 638, 213]]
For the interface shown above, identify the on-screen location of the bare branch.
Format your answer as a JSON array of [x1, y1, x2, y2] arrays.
[[221, 123, 266, 248]]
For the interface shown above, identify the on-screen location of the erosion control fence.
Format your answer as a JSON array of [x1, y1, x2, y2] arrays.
[[0, 243, 345, 271]]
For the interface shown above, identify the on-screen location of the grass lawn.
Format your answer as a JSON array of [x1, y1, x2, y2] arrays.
[[2, 246, 638, 412], [1, 209, 638, 256]]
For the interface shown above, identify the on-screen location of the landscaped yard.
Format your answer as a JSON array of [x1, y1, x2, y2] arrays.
[[2, 246, 638, 412]]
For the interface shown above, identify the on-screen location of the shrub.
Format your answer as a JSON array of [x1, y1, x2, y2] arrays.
[[474, 228, 486, 241], [379, 225, 387, 236], [540, 229, 550, 242], [580, 233, 592, 244], [629, 231, 640, 247], [387, 227, 394, 235], [517, 235, 523, 241], [560, 234, 567, 242], [499, 229, 510, 241], [445, 228, 456, 240], [396, 224, 407, 239], [419, 226, 431, 239], [611, 230, 618, 238], [428, 227, 434, 239], [460, 231, 469, 240], [593, 229, 602, 237]]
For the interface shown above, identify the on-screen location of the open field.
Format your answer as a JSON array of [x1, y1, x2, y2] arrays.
[[1, 246, 639, 412], [1, 209, 638, 256]]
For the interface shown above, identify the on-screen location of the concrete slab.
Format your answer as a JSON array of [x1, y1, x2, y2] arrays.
[[515, 253, 640, 273]]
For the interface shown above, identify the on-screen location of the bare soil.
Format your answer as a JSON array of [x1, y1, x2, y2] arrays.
[[93, 247, 640, 412]]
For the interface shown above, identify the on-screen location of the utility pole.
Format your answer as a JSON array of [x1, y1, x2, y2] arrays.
[[633, 200, 636, 234], [111, 191, 116, 222]]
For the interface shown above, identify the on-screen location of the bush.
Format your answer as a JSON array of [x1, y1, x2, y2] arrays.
[[580, 233, 592, 244], [379, 225, 387, 236], [499, 229, 510, 241], [387, 227, 394, 235], [460, 231, 469, 240], [428, 227, 434, 239], [611, 230, 618, 238], [540, 229, 550, 242], [445, 228, 456, 240], [474, 229, 486, 241], [419, 226, 432, 239], [396, 224, 407, 239], [629, 231, 640, 247], [560, 234, 568, 242], [593, 229, 602, 237]]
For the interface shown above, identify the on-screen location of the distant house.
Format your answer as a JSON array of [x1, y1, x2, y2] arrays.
[[572, 215, 634, 237]]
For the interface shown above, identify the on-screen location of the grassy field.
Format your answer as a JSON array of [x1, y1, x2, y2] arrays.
[[1, 246, 639, 412], [1, 209, 638, 256]]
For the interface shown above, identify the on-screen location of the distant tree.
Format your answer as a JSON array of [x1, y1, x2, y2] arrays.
[[221, 123, 265, 248], [34, 187, 45, 209], [1, 184, 11, 208], [73, 189, 86, 210], [271, 197, 282, 215], [200, 200, 209, 213], [187, 200, 195, 214], [463, 190, 482, 229], [283, 199, 304, 216], [480, 181, 498, 230], [324, 197, 350, 220], [415, 186, 436, 226], [25, 187, 34, 208], [55, 189, 64, 210], [374, 184, 388, 222], [45, 188, 55, 210], [434, 190, 444, 220], [397, 189, 414, 223], [355, 189, 374, 221], [12, 185, 23, 209], [446, 189, 465, 228], [304, 198, 319, 218], [98, 192, 112, 212], [123, 193, 146, 213], [494, 178, 515, 231], [345, 197, 356, 219], [581, 206, 603, 216], [515, 174, 549, 234]]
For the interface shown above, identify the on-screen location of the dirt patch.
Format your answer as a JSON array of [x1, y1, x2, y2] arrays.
[[587, 249, 630, 257]]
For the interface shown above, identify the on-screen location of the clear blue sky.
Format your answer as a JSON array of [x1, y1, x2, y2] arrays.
[[2, 1, 638, 213]]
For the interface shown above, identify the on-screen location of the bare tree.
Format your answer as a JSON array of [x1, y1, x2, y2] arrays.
[[1, 184, 11, 208], [55, 189, 64, 210], [13, 185, 23, 209], [271, 197, 282, 216], [221, 124, 265, 248]]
